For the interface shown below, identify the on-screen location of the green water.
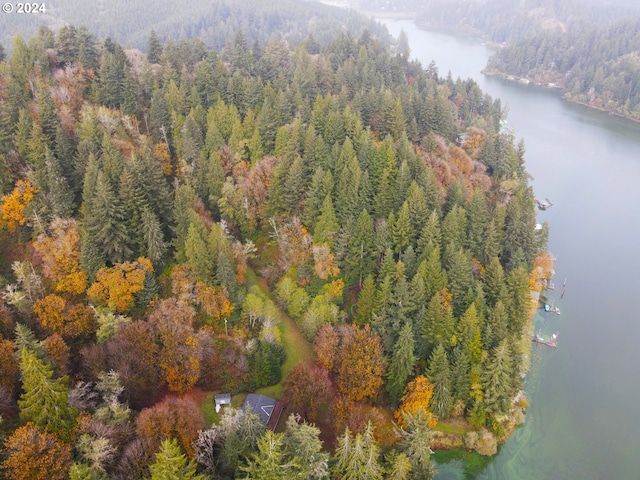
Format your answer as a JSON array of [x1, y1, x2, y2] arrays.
[[379, 19, 640, 480]]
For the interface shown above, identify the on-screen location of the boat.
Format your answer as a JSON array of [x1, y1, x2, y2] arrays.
[[533, 331, 558, 348], [544, 303, 561, 315]]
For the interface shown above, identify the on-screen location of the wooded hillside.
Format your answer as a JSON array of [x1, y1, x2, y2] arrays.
[[0, 17, 548, 478], [0, 0, 390, 54]]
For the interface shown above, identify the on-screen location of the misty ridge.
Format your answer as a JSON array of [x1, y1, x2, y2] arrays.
[[0, 0, 392, 54]]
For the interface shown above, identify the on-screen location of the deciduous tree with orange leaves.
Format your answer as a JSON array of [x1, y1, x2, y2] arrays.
[[33, 294, 96, 339], [33, 218, 87, 295], [195, 281, 234, 322], [0, 338, 19, 396], [87, 257, 153, 313], [2, 422, 72, 480], [315, 324, 386, 403], [148, 298, 201, 394], [282, 362, 333, 422], [394, 375, 438, 429], [135, 396, 205, 458], [0, 180, 37, 232], [312, 244, 340, 280]]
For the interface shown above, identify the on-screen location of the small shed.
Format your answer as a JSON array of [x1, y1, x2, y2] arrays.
[[214, 393, 231, 413], [242, 393, 285, 431]]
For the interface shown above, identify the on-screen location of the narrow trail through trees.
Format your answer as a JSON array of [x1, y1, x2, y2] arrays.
[[246, 267, 315, 398]]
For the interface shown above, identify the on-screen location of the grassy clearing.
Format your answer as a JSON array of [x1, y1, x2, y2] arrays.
[[200, 391, 248, 426], [246, 267, 315, 399], [200, 392, 220, 426], [435, 419, 474, 435]]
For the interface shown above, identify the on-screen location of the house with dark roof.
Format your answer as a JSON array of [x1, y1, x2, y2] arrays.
[[242, 393, 285, 431]]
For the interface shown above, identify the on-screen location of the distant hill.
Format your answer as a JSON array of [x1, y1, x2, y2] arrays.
[[0, 0, 391, 53]]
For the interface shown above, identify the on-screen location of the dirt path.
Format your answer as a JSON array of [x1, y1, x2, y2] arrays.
[[245, 267, 315, 398]]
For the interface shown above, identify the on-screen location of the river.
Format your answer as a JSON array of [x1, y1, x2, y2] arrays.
[[379, 19, 640, 480]]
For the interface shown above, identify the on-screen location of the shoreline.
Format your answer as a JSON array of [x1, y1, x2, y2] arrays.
[[482, 70, 640, 124], [359, 9, 640, 125]]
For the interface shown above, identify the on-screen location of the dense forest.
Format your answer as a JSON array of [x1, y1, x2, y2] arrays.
[[0, 0, 391, 54], [350, 0, 640, 121], [0, 8, 551, 479], [486, 17, 640, 120]]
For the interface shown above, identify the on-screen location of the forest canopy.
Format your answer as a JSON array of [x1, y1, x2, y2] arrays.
[[0, 10, 549, 478]]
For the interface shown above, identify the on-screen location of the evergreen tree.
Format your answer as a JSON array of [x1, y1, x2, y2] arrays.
[[505, 266, 530, 334], [421, 290, 454, 357], [284, 156, 306, 217], [419, 248, 447, 301], [121, 66, 138, 116], [444, 177, 466, 214], [99, 51, 124, 108], [150, 90, 171, 143], [405, 181, 430, 239], [482, 219, 501, 266], [485, 300, 509, 350], [450, 346, 471, 405], [45, 149, 75, 217], [482, 256, 506, 308], [403, 245, 417, 280], [466, 189, 488, 260], [387, 452, 412, 480], [86, 171, 131, 264], [118, 166, 147, 255], [353, 274, 376, 326], [387, 323, 417, 405], [482, 339, 515, 417], [241, 430, 306, 480], [441, 205, 467, 253], [394, 160, 412, 210], [18, 348, 76, 440], [332, 423, 383, 480], [426, 344, 453, 420], [392, 201, 411, 258], [314, 194, 339, 245], [336, 156, 363, 222], [445, 247, 474, 317], [222, 407, 266, 474], [35, 82, 59, 145], [373, 145, 397, 218], [343, 209, 375, 287], [303, 167, 330, 227], [147, 30, 163, 64], [456, 303, 484, 367], [416, 210, 441, 262], [149, 438, 205, 480], [398, 410, 437, 480], [185, 215, 214, 284], [282, 415, 329, 480], [141, 207, 167, 269]]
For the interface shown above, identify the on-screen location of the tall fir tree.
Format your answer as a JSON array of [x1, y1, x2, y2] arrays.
[[392, 201, 411, 258], [426, 344, 453, 420], [18, 348, 76, 440], [86, 171, 131, 264], [149, 438, 205, 480], [387, 323, 417, 405], [398, 410, 437, 480], [481, 339, 515, 417], [353, 274, 376, 326], [314, 194, 339, 246], [147, 30, 163, 64], [343, 209, 375, 287]]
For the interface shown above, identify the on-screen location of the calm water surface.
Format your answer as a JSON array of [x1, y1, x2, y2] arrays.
[[380, 19, 640, 480]]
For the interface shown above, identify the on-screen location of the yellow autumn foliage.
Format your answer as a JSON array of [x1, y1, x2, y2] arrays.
[[87, 257, 153, 313]]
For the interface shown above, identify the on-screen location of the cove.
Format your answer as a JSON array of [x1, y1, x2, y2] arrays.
[[378, 18, 640, 480]]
